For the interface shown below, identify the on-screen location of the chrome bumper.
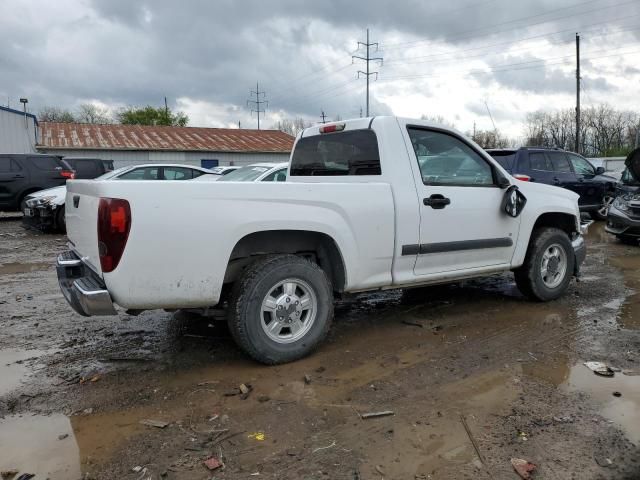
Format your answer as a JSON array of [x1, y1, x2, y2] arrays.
[[572, 234, 586, 276], [56, 251, 117, 316]]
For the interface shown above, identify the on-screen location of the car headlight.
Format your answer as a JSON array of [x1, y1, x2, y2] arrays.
[[613, 195, 631, 212], [32, 195, 58, 207]]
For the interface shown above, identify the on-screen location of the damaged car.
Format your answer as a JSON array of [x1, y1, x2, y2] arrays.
[[605, 147, 640, 244]]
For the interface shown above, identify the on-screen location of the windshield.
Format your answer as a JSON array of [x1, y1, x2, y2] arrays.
[[95, 166, 129, 180], [218, 165, 271, 182]]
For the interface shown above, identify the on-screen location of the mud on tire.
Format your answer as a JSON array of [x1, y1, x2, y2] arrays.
[[514, 227, 575, 302], [227, 254, 333, 364]]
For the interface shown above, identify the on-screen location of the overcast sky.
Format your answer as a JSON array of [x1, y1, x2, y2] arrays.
[[1, 0, 639, 138]]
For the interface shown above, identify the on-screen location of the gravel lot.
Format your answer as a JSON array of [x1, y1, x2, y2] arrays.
[[1, 214, 639, 479]]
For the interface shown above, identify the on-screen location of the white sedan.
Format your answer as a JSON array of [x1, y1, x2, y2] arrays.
[[23, 164, 215, 232], [195, 162, 289, 183]]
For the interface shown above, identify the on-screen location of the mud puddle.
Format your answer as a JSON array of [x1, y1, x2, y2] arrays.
[[565, 364, 640, 445], [0, 414, 81, 479], [0, 262, 51, 275], [609, 254, 640, 329], [0, 348, 48, 396]]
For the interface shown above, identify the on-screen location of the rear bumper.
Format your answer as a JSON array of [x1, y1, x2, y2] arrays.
[[56, 250, 117, 316]]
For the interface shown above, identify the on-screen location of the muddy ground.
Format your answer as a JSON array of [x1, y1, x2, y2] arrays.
[[1, 213, 640, 480]]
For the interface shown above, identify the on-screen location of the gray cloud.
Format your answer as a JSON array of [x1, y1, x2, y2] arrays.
[[0, 0, 637, 127]]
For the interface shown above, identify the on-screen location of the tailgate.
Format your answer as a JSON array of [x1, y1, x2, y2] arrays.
[[65, 181, 102, 276]]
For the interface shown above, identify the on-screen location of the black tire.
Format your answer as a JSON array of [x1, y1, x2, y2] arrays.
[[55, 206, 66, 233], [514, 227, 575, 302], [617, 235, 638, 246], [227, 254, 333, 364], [591, 194, 615, 221]]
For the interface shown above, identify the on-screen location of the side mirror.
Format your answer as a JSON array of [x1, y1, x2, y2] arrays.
[[595, 166, 605, 175], [502, 185, 527, 217]]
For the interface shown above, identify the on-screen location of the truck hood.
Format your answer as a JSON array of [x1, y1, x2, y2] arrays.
[[624, 148, 640, 183], [26, 185, 67, 205]]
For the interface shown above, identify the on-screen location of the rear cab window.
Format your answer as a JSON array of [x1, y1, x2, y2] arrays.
[[290, 129, 381, 176]]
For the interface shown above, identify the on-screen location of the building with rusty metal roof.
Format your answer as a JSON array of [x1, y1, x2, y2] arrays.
[[36, 122, 294, 168]]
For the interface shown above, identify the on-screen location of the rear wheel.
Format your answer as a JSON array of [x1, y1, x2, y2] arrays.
[[514, 227, 575, 301], [592, 194, 614, 221], [227, 254, 333, 364]]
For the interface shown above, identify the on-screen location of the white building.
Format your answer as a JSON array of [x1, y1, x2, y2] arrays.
[[0, 106, 38, 153], [36, 122, 293, 168]]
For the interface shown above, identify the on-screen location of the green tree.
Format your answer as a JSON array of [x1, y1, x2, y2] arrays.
[[117, 105, 189, 126]]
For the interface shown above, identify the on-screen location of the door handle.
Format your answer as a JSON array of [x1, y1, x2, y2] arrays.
[[423, 194, 451, 209], [13, 174, 25, 179]]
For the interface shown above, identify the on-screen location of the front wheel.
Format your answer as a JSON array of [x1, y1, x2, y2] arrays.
[[592, 194, 615, 221], [227, 255, 333, 364], [514, 228, 575, 301]]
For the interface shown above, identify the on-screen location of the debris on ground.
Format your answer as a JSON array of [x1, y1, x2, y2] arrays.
[[511, 458, 537, 479], [584, 361, 615, 377], [139, 419, 169, 428], [401, 319, 423, 328], [257, 395, 270, 403], [613, 391, 622, 397], [375, 465, 385, 476], [132, 466, 143, 473], [622, 370, 640, 376], [1, 469, 19, 479], [518, 431, 529, 441], [594, 456, 614, 468], [15, 475, 35, 480], [239, 383, 252, 400], [360, 410, 394, 419], [203, 456, 223, 471], [58, 433, 69, 440], [248, 432, 266, 441], [304, 374, 312, 384]]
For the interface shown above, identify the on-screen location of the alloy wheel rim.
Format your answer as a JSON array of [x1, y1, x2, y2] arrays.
[[540, 243, 568, 289], [260, 278, 317, 344]]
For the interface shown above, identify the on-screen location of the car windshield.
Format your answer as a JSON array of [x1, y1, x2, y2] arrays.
[[95, 166, 129, 180], [218, 165, 271, 182]]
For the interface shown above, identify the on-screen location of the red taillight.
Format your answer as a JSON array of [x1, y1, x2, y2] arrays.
[[98, 198, 131, 273], [319, 123, 345, 134], [513, 174, 531, 182], [61, 170, 75, 179]]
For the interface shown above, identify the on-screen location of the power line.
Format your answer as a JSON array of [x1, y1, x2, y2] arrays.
[[352, 28, 383, 117], [247, 82, 268, 130]]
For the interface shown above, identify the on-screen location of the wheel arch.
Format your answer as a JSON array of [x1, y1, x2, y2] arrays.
[[224, 230, 347, 293]]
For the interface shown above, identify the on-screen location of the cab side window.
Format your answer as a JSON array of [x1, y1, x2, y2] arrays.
[[407, 128, 494, 186], [529, 153, 552, 171]]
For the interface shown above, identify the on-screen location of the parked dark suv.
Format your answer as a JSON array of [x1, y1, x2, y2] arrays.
[[487, 147, 617, 220], [0, 153, 75, 211], [62, 157, 112, 179]]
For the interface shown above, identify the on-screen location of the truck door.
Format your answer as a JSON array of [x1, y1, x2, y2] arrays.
[[403, 127, 520, 276], [565, 152, 603, 208]]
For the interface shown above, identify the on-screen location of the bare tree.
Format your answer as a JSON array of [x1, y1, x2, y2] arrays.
[[420, 114, 456, 129], [76, 103, 112, 124], [272, 117, 311, 136], [38, 106, 75, 123], [471, 129, 511, 149]]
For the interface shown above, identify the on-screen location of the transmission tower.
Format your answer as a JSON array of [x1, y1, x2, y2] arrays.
[[247, 82, 268, 129], [320, 110, 327, 123], [352, 28, 383, 117]]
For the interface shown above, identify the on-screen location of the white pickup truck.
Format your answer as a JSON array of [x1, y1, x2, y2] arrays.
[[57, 117, 586, 364]]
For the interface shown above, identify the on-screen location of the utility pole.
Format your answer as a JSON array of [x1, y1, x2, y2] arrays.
[[352, 28, 383, 117], [320, 110, 327, 123], [164, 96, 169, 118], [359, 107, 363, 118], [238, 120, 241, 129], [247, 82, 267, 129], [575, 33, 581, 154]]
